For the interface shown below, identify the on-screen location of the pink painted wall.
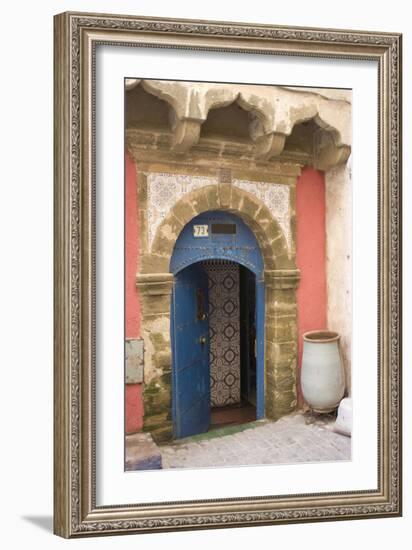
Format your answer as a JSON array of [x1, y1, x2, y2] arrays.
[[296, 167, 327, 406], [126, 384, 143, 434], [125, 151, 143, 434], [125, 151, 141, 339]]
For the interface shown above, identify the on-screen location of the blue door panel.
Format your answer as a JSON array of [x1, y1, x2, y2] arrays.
[[172, 262, 210, 439], [170, 211, 264, 276], [177, 395, 210, 437], [171, 210, 266, 438], [176, 362, 209, 401], [256, 279, 265, 419]]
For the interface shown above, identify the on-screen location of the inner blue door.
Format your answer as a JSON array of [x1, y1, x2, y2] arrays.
[[171, 210, 265, 439], [171, 262, 211, 439]]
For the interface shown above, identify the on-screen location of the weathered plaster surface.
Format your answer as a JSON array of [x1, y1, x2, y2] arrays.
[[325, 159, 352, 394], [125, 339, 144, 384], [284, 87, 352, 103], [126, 79, 351, 166], [124, 80, 353, 442]]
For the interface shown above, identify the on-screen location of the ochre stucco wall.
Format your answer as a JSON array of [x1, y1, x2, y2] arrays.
[[296, 167, 327, 404], [125, 152, 143, 434]]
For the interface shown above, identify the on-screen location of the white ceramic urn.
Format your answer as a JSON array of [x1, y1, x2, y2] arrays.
[[301, 330, 345, 413]]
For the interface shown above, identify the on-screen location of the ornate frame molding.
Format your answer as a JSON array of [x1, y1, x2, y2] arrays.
[[54, 11, 402, 538]]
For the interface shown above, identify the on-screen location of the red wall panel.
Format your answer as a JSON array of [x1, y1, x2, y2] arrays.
[[125, 151, 141, 340], [125, 151, 143, 434], [296, 167, 327, 405]]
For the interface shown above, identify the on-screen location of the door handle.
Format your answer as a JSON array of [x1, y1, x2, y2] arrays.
[[199, 336, 207, 345]]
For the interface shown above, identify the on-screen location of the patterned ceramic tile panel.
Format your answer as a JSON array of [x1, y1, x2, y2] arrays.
[[146, 173, 291, 252], [233, 179, 291, 251], [204, 261, 240, 407], [146, 173, 218, 247]]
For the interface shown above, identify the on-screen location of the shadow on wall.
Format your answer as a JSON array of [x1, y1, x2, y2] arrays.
[[21, 516, 53, 533]]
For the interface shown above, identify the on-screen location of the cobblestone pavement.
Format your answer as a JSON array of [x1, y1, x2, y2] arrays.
[[160, 412, 351, 469]]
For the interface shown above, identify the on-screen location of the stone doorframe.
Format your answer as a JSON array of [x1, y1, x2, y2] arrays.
[[137, 184, 300, 442]]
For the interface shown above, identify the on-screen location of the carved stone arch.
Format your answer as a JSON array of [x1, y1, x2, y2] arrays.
[[282, 112, 351, 171], [310, 115, 351, 170], [281, 102, 351, 169], [137, 182, 300, 442], [200, 94, 259, 143], [150, 184, 295, 273]]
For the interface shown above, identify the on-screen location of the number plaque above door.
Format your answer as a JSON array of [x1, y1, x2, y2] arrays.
[[193, 224, 209, 237]]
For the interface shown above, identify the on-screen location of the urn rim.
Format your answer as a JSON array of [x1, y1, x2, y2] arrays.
[[303, 330, 340, 343]]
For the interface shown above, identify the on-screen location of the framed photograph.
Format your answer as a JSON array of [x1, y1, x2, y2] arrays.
[[53, 11, 402, 538]]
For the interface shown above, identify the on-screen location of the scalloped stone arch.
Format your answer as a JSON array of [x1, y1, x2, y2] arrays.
[[127, 79, 351, 164], [150, 184, 295, 273]]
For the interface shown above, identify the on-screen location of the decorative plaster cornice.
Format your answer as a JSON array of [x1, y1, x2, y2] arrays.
[[126, 79, 352, 168]]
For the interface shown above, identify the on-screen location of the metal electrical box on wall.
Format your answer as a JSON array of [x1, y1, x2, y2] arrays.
[[125, 338, 144, 384]]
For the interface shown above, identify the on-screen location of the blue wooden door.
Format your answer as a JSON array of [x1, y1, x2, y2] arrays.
[[172, 263, 210, 438]]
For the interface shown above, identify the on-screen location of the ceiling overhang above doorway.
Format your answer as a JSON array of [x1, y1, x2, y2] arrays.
[[125, 79, 351, 170]]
